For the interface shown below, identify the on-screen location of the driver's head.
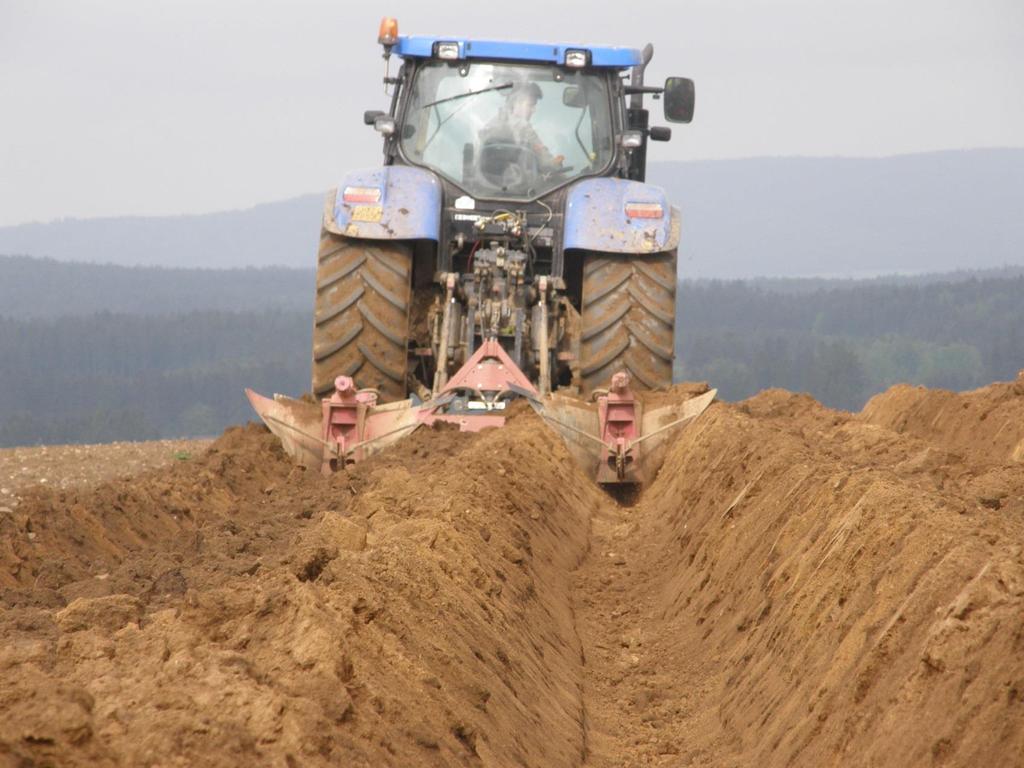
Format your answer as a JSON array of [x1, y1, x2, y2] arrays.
[[507, 82, 542, 120]]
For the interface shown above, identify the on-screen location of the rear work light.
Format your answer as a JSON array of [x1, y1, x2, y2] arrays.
[[343, 186, 381, 204], [435, 41, 460, 59], [620, 130, 643, 148], [373, 115, 396, 136], [624, 202, 664, 219], [564, 49, 589, 68]]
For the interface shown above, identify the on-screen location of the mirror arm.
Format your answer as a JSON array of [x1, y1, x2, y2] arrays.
[[624, 85, 663, 96]]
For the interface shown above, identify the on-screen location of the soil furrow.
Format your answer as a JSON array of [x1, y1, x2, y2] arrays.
[[1, 375, 1023, 766]]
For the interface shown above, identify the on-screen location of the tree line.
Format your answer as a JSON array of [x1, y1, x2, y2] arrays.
[[677, 275, 1024, 410], [1, 270, 1022, 445], [0, 311, 309, 446]]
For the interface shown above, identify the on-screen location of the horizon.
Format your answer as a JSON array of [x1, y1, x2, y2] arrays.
[[2, 149, 1021, 279], [2, 146, 1021, 228]]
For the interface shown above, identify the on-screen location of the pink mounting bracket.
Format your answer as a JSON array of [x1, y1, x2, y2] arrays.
[[321, 375, 377, 473], [595, 371, 642, 483], [439, 338, 537, 399], [419, 338, 538, 432]]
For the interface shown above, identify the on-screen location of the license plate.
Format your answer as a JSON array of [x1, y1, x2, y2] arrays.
[[351, 205, 383, 222]]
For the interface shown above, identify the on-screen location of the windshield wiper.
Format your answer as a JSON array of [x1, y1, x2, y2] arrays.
[[423, 81, 513, 109]]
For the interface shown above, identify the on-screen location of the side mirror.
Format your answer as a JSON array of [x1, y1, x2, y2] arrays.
[[562, 86, 586, 108], [649, 126, 672, 142], [663, 77, 695, 124], [364, 110, 386, 126]]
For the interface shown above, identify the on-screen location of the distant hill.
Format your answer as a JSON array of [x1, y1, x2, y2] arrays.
[[649, 149, 1024, 278], [0, 194, 323, 270], [0, 149, 1021, 277]]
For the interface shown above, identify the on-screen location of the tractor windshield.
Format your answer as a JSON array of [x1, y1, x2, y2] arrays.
[[401, 61, 615, 200]]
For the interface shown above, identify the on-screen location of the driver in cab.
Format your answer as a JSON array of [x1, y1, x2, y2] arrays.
[[482, 82, 565, 171]]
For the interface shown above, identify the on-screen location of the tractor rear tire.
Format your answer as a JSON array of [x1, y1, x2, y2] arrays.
[[580, 249, 677, 395], [311, 231, 412, 402]]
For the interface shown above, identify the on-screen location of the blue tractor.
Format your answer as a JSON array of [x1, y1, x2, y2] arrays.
[[312, 19, 695, 404]]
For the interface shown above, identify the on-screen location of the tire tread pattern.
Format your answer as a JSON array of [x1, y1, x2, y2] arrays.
[[312, 231, 412, 401], [580, 250, 676, 395]]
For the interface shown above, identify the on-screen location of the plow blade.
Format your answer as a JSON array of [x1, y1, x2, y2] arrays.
[[244, 388, 425, 472], [530, 388, 717, 485], [245, 389, 324, 469], [636, 390, 718, 483]]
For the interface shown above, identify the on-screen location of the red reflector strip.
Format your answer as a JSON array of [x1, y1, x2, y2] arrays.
[[624, 202, 663, 219], [342, 186, 382, 204]]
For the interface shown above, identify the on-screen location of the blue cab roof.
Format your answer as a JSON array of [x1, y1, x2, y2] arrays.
[[393, 36, 643, 68]]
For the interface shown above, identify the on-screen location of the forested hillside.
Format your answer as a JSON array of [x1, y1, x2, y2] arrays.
[[678, 276, 1024, 409], [1, 257, 1022, 446], [0, 311, 308, 446]]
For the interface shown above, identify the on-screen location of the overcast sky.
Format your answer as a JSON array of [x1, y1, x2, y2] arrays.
[[1, 0, 1021, 226]]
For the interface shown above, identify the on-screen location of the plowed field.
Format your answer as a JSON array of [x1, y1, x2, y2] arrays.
[[2, 375, 1023, 767]]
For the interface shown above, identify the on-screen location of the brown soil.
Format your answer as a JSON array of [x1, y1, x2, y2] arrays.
[[0, 438, 211, 497], [861, 372, 1024, 467], [2, 377, 1023, 767]]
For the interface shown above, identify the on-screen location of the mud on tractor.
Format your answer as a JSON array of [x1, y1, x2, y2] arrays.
[[247, 18, 716, 484]]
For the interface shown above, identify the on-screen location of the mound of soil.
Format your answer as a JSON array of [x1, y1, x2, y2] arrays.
[[1, 380, 1022, 767], [861, 371, 1024, 467], [1, 416, 608, 767]]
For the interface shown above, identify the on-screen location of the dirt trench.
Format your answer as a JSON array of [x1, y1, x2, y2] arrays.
[[2, 376, 1024, 767]]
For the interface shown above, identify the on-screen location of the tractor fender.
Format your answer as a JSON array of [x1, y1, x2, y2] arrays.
[[323, 166, 442, 241], [563, 177, 680, 254]]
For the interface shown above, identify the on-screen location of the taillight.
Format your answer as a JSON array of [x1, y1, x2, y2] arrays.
[[624, 202, 663, 219], [343, 186, 382, 204]]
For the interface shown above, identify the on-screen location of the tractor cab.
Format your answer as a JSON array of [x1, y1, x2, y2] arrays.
[[369, 26, 694, 196]]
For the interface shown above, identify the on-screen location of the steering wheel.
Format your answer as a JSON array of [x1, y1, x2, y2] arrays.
[[543, 164, 575, 180], [478, 141, 541, 192]]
